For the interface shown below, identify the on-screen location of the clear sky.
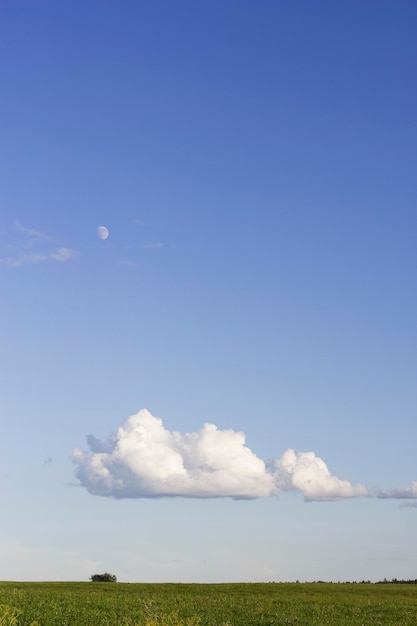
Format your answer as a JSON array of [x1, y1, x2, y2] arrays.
[[1, 0, 416, 583]]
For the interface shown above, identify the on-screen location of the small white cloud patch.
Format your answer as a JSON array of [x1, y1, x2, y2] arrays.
[[377, 481, 417, 500], [3, 248, 78, 267], [13, 220, 52, 242], [50, 248, 79, 262], [2, 221, 79, 267], [270, 449, 368, 501], [72, 409, 368, 501], [144, 242, 164, 249]]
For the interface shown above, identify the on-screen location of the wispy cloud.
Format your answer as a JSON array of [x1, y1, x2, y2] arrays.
[[13, 220, 52, 242], [2, 222, 79, 267], [3, 248, 79, 267], [50, 248, 78, 262], [144, 242, 164, 249], [115, 259, 138, 267], [72, 409, 368, 501]]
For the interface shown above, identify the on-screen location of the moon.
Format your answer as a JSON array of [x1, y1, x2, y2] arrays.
[[97, 226, 109, 240]]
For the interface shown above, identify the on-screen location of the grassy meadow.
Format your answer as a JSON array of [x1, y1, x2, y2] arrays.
[[0, 581, 416, 625]]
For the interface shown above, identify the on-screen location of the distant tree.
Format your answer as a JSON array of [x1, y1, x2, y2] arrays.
[[90, 572, 117, 582]]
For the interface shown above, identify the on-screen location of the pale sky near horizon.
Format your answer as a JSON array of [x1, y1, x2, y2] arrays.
[[1, 0, 416, 583]]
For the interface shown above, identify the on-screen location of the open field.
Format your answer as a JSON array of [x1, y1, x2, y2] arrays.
[[0, 581, 416, 625]]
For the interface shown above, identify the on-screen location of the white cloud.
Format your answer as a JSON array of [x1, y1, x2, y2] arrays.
[[3, 248, 78, 267], [115, 259, 137, 267], [50, 247, 79, 262], [377, 481, 417, 500], [3, 222, 79, 267], [270, 449, 368, 501], [73, 410, 274, 499], [144, 242, 164, 249], [13, 220, 52, 242], [72, 409, 368, 502]]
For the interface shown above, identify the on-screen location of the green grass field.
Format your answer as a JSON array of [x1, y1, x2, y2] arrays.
[[0, 581, 416, 625]]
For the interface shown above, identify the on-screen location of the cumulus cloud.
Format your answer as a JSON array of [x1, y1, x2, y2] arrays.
[[377, 481, 417, 500], [270, 449, 368, 501], [73, 410, 274, 499], [72, 409, 368, 501]]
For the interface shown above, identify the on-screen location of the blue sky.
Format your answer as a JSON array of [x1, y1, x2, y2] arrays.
[[1, 0, 416, 582]]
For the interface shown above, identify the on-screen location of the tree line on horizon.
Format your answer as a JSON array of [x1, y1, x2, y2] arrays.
[[89, 572, 416, 585]]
